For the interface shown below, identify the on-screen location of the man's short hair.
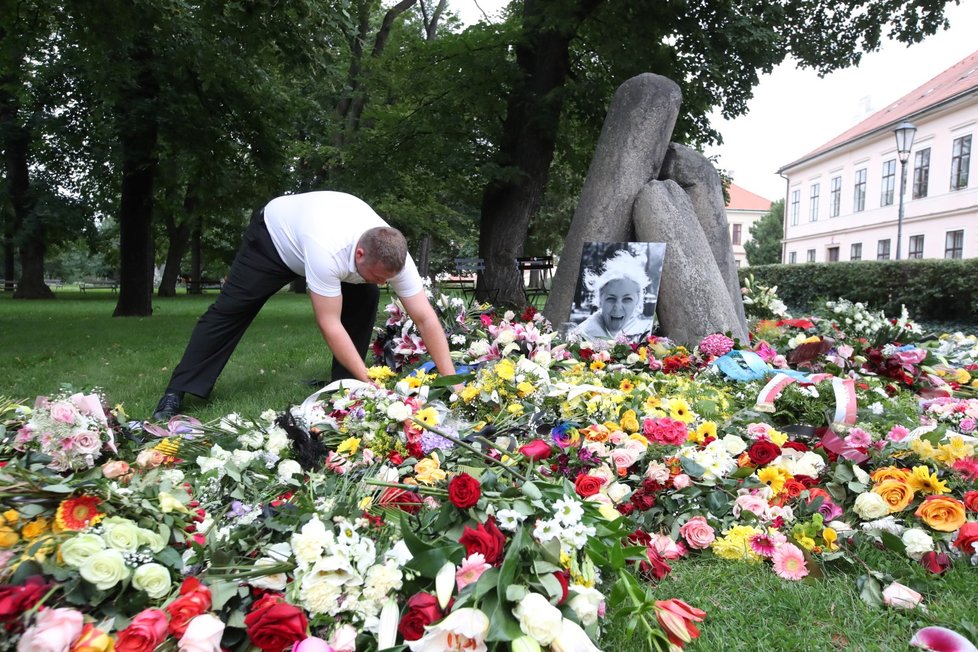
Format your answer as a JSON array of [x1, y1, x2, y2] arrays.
[[359, 227, 408, 273]]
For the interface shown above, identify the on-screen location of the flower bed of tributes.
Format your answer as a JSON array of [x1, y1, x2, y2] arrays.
[[2, 280, 978, 652]]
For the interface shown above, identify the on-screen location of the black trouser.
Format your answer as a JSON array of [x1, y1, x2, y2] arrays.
[[166, 210, 380, 398]]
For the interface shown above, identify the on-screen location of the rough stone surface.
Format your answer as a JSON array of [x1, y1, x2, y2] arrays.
[[659, 143, 749, 333], [545, 73, 682, 328], [632, 180, 749, 345]]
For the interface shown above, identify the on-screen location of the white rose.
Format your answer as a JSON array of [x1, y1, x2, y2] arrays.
[[901, 528, 934, 561], [249, 557, 288, 591], [605, 482, 631, 503], [137, 527, 168, 553], [513, 592, 563, 645], [237, 430, 265, 449], [265, 427, 290, 455], [59, 533, 106, 568], [196, 455, 225, 475], [386, 402, 412, 421], [132, 562, 172, 598], [532, 349, 552, 366], [232, 449, 256, 468], [853, 492, 889, 520], [567, 585, 604, 626], [720, 435, 747, 456], [79, 549, 131, 590], [101, 517, 142, 553], [277, 459, 303, 482]]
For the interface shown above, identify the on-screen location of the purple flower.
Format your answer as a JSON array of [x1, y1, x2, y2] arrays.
[[818, 500, 843, 522], [420, 430, 455, 455]]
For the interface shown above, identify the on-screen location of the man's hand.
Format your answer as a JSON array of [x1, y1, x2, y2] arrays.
[[309, 292, 372, 382], [400, 292, 457, 379]]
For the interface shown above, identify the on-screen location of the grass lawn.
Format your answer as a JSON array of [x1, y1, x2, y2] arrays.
[[3, 289, 976, 650]]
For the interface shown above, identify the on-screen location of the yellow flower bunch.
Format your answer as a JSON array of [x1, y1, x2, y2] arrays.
[[367, 365, 397, 382], [711, 525, 763, 562], [933, 436, 975, 466]]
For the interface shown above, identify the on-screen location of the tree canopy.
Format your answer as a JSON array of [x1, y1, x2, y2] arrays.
[[745, 199, 786, 266]]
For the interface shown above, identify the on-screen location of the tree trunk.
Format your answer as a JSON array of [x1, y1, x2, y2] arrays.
[[416, 232, 432, 278], [187, 215, 203, 294], [476, 0, 600, 306], [2, 225, 13, 292], [113, 42, 159, 317], [158, 187, 196, 297]]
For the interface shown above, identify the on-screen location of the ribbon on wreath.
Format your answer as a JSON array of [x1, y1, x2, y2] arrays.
[[755, 372, 858, 426]]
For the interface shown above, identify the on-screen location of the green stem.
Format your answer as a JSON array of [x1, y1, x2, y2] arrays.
[[364, 479, 449, 496]]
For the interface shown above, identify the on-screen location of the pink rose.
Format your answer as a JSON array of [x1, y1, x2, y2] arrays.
[[18, 607, 84, 652], [49, 402, 77, 425], [101, 460, 132, 480], [136, 449, 167, 469], [887, 425, 911, 442], [179, 614, 225, 652], [679, 516, 715, 550], [610, 447, 640, 471], [882, 581, 923, 610], [72, 430, 102, 455], [328, 624, 358, 652], [292, 638, 335, 652], [959, 418, 976, 434], [672, 473, 691, 489], [733, 494, 769, 520]]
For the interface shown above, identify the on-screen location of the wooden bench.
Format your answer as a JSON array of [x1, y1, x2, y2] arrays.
[[517, 255, 554, 307], [79, 279, 118, 292], [184, 279, 223, 293]]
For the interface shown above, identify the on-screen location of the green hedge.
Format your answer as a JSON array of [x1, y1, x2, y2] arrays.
[[739, 259, 978, 322]]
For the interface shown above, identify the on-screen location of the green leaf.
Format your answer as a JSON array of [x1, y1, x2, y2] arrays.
[[538, 571, 563, 602], [505, 584, 528, 602], [857, 574, 884, 608], [209, 581, 239, 611], [154, 546, 184, 570], [521, 482, 542, 500], [705, 490, 731, 516], [471, 567, 500, 600], [679, 456, 706, 477], [41, 483, 74, 493], [497, 526, 528, 598], [879, 531, 907, 555]]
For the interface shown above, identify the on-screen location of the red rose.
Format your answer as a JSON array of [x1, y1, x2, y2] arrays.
[[963, 491, 978, 513], [448, 473, 482, 509], [518, 439, 553, 461], [378, 486, 422, 514], [165, 578, 212, 638], [459, 517, 507, 565], [781, 441, 809, 453], [115, 609, 169, 652], [781, 479, 806, 500], [574, 474, 603, 498], [919, 551, 951, 575], [642, 548, 671, 580], [397, 592, 443, 641], [747, 440, 781, 466], [0, 576, 50, 625], [245, 593, 309, 652], [953, 521, 978, 555]]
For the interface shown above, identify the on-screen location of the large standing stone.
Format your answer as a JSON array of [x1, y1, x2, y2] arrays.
[[633, 180, 749, 345], [545, 73, 682, 328], [659, 143, 749, 332]]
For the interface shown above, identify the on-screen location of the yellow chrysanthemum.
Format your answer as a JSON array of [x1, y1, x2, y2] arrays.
[[907, 465, 949, 495], [367, 365, 396, 381], [795, 535, 817, 551], [757, 466, 789, 495], [460, 386, 480, 403], [415, 407, 440, 427], [516, 381, 535, 398], [637, 347, 649, 362], [711, 525, 763, 562], [495, 359, 516, 381], [21, 517, 50, 540], [620, 409, 640, 433], [507, 403, 524, 416], [337, 437, 362, 456]]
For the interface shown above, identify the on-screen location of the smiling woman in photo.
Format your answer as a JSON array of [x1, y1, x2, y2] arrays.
[[571, 249, 655, 341]]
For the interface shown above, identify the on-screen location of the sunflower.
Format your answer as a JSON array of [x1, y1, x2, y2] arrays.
[[55, 495, 103, 531]]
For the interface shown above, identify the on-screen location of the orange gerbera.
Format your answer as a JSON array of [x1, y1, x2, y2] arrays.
[[55, 495, 103, 531]]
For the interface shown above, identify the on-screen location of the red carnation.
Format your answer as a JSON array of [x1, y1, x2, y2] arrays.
[[574, 473, 603, 498], [398, 592, 443, 641], [459, 516, 507, 565], [747, 440, 781, 466], [245, 593, 309, 652], [448, 473, 482, 509]]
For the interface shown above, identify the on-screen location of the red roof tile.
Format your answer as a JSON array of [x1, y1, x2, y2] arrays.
[[782, 48, 978, 170], [726, 183, 772, 211]]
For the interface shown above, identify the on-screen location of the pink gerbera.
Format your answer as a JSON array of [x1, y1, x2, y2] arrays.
[[771, 543, 809, 581], [456, 553, 491, 590], [749, 530, 787, 558], [952, 457, 978, 481], [887, 425, 911, 442]]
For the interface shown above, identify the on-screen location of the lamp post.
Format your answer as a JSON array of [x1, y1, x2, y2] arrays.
[[893, 121, 917, 260]]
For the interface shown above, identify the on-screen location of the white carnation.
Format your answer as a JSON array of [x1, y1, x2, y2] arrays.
[[901, 528, 934, 560]]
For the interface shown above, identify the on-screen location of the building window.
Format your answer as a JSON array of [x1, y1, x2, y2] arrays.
[[731, 223, 742, 245], [877, 239, 891, 260], [945, 230, 964, 259], [790, 189, 800, 226], [809, 183, 820, 222], [827, 246, 839, 262], [850, 243, 862, 261], [788, 251, 797, 264], [853, 168, 867, 212], [806, 249, 816, 262], [880, 159, 896, 206], [913, 148, 930, 199], [951, 135, 971, 190], [829, 176, 842, 217], [908, 235, 924, 259]]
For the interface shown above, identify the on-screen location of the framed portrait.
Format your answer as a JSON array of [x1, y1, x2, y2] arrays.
[[567, 242, 666, 341]]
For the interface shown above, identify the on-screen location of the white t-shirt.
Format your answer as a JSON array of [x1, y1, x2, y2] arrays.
[[263, 191, 424, 299]]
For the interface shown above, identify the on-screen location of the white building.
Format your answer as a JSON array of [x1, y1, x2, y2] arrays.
[[726, 183, 773, 267], [778, 49, 977, 264]]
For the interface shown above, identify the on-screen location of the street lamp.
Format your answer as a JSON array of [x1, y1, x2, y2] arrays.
[[893, 121, 917, 260]]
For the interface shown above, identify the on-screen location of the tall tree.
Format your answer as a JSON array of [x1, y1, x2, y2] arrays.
[[745, 199, 785, 266]]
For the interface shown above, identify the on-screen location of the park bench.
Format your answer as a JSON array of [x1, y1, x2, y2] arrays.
[[440, 257, 500, 306], [517, 255, 554, 307], [184, 279, 223, 293], [79, 279, 118, 292], [0, 279, 16, 292]]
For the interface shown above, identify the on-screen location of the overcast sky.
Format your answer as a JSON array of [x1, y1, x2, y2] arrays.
[[451, 1, 978, 201]]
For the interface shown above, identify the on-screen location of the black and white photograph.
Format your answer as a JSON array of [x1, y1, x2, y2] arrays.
[[567, 242, 666, 341]]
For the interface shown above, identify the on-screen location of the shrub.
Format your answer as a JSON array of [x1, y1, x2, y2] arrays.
[[739, 259, 978, 322]]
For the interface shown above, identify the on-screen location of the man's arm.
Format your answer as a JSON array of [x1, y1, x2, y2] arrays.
[[400, 292, 457, 378], [309, 292, 372, 382]]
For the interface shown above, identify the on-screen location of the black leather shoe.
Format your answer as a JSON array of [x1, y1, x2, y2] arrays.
[[152, 392, 184, 421]]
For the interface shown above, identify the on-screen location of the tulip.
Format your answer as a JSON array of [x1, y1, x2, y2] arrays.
[[910, 626, 978, 652], [435, 561, 456, 610], [517, 439, 553, 461]]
